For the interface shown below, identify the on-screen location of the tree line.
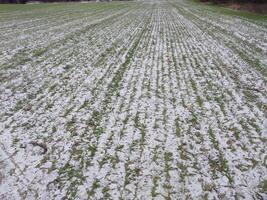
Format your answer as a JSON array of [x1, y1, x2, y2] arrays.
[[200, 0, 265, 3]]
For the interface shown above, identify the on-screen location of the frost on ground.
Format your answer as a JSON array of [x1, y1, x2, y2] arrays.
[[0, 0, 266, 199]]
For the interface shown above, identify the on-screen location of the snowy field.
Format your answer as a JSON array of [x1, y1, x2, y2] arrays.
[[0, 0, 266, 199]]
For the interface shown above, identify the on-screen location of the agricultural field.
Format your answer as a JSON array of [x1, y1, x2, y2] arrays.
[[0, 0, 266, 199]]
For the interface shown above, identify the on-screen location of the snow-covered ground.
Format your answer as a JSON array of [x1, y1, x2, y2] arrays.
[[0, 0, 266, 199]]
